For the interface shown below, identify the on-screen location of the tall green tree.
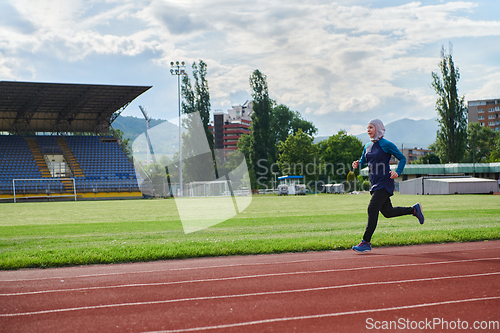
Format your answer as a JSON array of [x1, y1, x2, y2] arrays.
[[412, 152, 441, 164], [180, 60, 216, 182], [489, 134, 500, 162], [237, 70, 318, 188], [181, 60, 213, 150], [236, 133, 257, 188], [271, 104, 317, 146], [277, 129, 318, 180], [317, 130, 363, 182], [249, 70, 274, 187], [193, 60, 213, 150], [114, 129, 133, 161], [431, 45, 468, 163], [465, 122, 498, 163]]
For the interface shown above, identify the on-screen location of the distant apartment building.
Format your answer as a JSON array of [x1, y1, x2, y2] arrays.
[[468, 98, 500, 131], [210, 100, 253, 153], [403, 147, 433, 163], [390, 147, 433, 165]]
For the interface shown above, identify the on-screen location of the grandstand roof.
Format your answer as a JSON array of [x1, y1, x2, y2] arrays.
[[0, 81, 151, 133]]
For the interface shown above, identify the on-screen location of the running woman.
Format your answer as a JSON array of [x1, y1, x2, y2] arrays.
[[351, 119, 425, 252]]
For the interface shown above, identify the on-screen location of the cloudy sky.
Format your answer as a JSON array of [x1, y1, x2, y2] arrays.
[[1, 0, 499, 136]]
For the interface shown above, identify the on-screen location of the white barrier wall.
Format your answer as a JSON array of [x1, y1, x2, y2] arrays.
[[399, 177, 499, 195]]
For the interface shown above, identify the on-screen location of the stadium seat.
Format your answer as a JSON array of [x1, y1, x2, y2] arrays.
[[0, 134, 138, 195]]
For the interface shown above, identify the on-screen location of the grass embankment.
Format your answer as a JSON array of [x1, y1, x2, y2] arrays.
[[0, 194, 499, 270]]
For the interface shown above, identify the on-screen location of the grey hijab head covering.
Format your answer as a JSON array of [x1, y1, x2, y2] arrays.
[[368, 118, 385, 142]]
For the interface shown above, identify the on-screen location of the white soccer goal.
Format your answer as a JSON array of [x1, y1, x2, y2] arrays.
[[13, 178, 77, 203], [187, 180, 231, 197]]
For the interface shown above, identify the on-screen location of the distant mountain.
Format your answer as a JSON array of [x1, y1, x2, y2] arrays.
[[314, 135, 330, 143], [112, 115, 180, 160], [112, 115, 167, 141], [314, 118, 438, 149], [117, 116, 438, 159], [355, 118, 439, 149]]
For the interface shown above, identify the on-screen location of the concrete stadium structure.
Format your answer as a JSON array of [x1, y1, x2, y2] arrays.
[[360, 163, 500, 194], [0, 81, 151, 202], [399, 176, 499, 195]]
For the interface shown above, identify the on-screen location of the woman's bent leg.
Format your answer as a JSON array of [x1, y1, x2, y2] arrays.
[[380, 197, 414, 218]]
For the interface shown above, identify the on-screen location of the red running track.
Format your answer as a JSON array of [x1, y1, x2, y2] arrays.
[[1, 241, 499, 333]]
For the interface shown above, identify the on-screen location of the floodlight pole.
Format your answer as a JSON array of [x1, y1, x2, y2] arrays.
[[139, 105, 151, 165], [170, 61, 186, 197]]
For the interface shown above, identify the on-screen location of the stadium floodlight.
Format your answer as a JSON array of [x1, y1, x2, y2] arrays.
[[170, 61, 186, 197], [139, 105, 152, 165]]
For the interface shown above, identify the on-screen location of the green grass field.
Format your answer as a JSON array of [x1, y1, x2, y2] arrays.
[[1, 194, 499, 270]]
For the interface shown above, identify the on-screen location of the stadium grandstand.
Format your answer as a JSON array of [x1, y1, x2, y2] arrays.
[[0, 81, 151, 202]]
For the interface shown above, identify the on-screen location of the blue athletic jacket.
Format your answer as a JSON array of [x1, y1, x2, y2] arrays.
[[358, 138, 406, 195]]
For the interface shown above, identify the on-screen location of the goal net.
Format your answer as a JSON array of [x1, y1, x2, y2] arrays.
[[13, 178, 77, 202], [187, 180, 231, 197]]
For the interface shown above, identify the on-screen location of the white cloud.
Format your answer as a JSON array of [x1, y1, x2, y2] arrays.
[[1, 0, 499, 135], [465, 66, 500, 100], [0, 53, 31, 79]]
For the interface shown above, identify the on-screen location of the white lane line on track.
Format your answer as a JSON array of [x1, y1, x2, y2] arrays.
[[1, 271, 499, 317], [1, 244, 498, 283], [0, 259, 330, 282], [1, 257, 499, 296], [145, 296, 500, 333]]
